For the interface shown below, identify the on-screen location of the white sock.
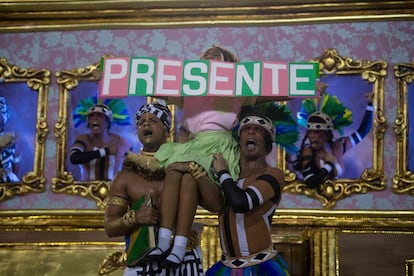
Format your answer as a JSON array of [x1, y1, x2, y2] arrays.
[[148, 227, 172, 256], [158, 227, 172, 251], [166, 235, 188, 263]]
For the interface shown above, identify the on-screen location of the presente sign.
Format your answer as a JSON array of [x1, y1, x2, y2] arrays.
[[98, 56, 319, 98]]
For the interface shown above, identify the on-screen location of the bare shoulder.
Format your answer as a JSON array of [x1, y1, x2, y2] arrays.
[[265, 167, 286, 186], [74, 133, 88, 141], [109, 170, 136, 196], [110, 169, 163, 203]]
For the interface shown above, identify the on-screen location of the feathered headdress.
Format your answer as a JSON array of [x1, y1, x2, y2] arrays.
[[73, 95, 130, 128], [297, 93, 352, 136], [235, 102, 300, 154]]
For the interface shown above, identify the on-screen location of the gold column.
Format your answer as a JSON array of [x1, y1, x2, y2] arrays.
[[311, 228, 337, 276]]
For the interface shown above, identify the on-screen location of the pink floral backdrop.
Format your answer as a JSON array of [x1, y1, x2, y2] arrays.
[[0, 21, 413, 210]]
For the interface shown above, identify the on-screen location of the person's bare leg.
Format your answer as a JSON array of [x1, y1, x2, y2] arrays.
[[176, 173, 198, 236], [148, 169, 182, 258], [160, 169, 182, 229], [164, 173, 198, 266], [197, 176, 224, 213]]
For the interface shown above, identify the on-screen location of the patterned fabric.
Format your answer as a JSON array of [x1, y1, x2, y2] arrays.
[[135, 103, 172, 132], [0, 96, 10, 125], [0, 132, 19, 183], [0, 145, 19, 183], [88, 104, 113, 122], [124, 247, 204, 276], [238, 116, 275, 140], [125, 196, 155, 267], [206, 252, 289, 276]]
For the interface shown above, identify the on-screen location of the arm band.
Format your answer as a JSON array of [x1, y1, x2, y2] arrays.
[[107, 195, 129, 209], [322, 163, 333, 173], [218, 171, 251, 213], [70, 148, 103, 164], [349, 104, 373, 147], [220, 171, 280, 213], [302, 163, 330, 189]]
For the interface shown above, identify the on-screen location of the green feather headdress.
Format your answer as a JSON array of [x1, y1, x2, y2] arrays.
[[73, 95, 130, 128], [235, 102, 300, 154], [297, 93, 352, 136]]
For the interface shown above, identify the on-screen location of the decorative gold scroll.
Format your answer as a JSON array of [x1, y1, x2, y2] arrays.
[[51, 62, 111, 208], [393, 62, 414, 195], [0, 57, 50, 203], [282, 48, 387, 208]]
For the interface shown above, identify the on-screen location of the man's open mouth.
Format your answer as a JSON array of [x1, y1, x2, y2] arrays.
[[143, 129, 153, 136], [246, 139, 256, 150]]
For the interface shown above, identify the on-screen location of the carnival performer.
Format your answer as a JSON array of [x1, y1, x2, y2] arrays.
[[0, 96, 21, 183], [70, 96, 132, 181], [146, 44, 295, 268], [293, 89, 373, 188], [206, 103, 296, 276], [104, 103, 205, 275]]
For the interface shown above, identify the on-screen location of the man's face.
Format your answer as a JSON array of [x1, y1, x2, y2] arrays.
[[307, 130, 328, 151], [239, 124, 268, 160], [87, 112, 109, 133], [137, 112, 168, 151]]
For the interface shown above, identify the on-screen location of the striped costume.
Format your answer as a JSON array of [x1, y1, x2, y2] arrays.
[[0, 133, 20, 183], [206, 171, 289, 276], [70, 134, 129, 181]]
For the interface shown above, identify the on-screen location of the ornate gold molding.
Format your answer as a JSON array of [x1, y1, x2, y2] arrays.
[[0, 58, 50, 203], [283, 48, 387, 208], [1, 209, 413, 231], [393, 62, 414, 195], [1, 209, 413, 274], [1, 1, 413, 33], [52, 62, 111, 208]]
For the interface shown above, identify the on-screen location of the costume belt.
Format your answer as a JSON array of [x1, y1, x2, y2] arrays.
[[221, 245, 277, 268]]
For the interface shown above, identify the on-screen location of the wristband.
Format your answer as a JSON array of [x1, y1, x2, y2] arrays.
[[322, 163, 333, 173], [216, 170, 229, 178], [334, 162, 343, 177], [218, 171, 232, 184], [122, 210, 138, 227], [99, 147, 106, 157], [366, 105, 374, 112]]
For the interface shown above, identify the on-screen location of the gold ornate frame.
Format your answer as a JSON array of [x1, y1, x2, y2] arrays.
[[282, 48, 387, 208], [0, 58, 50, 203], [51, 62, 111, 208], [1, 1, 413, 32], [52, 63, 177, 208], [393, 62, 414, 195]]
